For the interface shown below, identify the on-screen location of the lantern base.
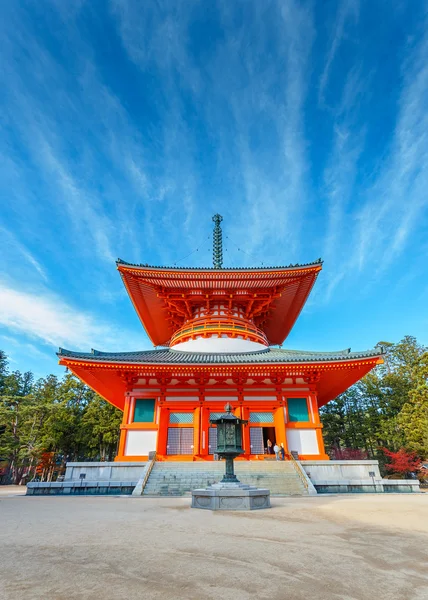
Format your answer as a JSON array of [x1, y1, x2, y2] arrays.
[[191, 482, 270, 511]]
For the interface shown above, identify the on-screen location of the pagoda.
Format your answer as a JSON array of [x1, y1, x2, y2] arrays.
[[58, 215, 383, 462]]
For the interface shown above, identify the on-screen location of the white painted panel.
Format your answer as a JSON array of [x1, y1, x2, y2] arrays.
[[125, 430, 157, 456], [205, 396, 239, 401], [286, 429, 319, 455], [165, 396, 198, 402], [171, 338, 267, 352]]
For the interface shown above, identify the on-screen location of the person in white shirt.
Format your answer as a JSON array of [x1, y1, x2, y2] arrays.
[[273, 443, 280, 460]]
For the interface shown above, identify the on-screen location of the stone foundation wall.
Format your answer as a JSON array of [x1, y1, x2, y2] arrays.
[[300, 460, 420, 493], [64, 462, 146, 482]]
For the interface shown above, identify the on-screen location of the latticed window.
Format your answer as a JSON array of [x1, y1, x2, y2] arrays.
[[209, 412, 225, 420], [208, 427, 217, 454], [249, 412, 274, 423], [169, 412, 194, 424], [166, 428, 194, 455], [250, 428, 264, 454]]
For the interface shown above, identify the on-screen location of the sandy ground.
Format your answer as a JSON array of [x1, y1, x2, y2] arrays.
[[0, 494, 427, 600], [0, 485, 27, 496]]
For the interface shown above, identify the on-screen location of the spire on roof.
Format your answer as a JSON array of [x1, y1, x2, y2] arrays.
[[212, 213, 223, 269]]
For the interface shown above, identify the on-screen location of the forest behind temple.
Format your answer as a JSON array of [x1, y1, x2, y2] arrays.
[[1, 336, 427, 484]]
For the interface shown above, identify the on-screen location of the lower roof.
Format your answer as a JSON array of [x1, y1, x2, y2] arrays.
[[58, 346, 383, 365], [58, 346, 383, 411]]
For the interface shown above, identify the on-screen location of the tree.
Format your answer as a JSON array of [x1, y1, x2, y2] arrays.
[[382, 447, 422, 478], [0, 350, 8, 394], [321, 336, 428, 464], [0, 355, 122, 482], [80, 396, 122, 461], [397, 352, 428, 456]]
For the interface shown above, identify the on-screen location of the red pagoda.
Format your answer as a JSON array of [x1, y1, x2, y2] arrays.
[[58, 215, 383, 462]]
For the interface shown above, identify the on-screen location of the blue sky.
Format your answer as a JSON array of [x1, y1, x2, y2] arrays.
[[1, 1, 427, 379]]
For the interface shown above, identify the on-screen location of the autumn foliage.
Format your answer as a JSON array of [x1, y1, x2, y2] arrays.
[[382, 447, 421, 476]]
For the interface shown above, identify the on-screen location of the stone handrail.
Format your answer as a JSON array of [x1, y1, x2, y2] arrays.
[[132, 453, 157, 496], [141, 453, 157, 493], [287, 453, 309, 491]]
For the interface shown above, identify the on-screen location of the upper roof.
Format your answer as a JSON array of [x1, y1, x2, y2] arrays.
[[116, 259, 323, 346], [58, 346, 382, 364], [117, 258, 323, 271]]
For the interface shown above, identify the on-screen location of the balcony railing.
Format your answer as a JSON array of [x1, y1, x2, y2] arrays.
[[170, 316, 268, 347]]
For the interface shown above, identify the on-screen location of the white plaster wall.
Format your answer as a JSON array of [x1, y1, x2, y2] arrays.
[[286, 429, 319, 455], [301, 461, 382, 480], [171, 337, 267, 353], [65, 463, 146, 481], [125, 430, 158, 456]]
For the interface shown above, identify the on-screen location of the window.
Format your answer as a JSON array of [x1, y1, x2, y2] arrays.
[[133, 399, 155, 423], [169, 412, 194, 424], [167, 428, 194, 454], [249, 412, 274, 423], [287, 398, 309, 422]]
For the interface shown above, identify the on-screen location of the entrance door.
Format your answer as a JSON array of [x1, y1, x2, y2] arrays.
[[263, 426, 276, 455], [249, 426, 276, 454], [166, 428, 194, 455]]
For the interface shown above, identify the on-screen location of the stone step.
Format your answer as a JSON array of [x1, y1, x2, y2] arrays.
[[142, 461, 308, 497], [154, 463, 295, 468]]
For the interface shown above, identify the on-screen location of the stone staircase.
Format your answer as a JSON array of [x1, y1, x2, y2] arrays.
[[142, 461, 309, 496]]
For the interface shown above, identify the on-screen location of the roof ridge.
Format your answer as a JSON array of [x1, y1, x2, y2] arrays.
[[116, 258, 323, 271], [277, 347, 351, 355]]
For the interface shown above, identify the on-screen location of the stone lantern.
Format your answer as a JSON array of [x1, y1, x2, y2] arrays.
[[209, 403, 247, 483], [191, 403, 271, 510]]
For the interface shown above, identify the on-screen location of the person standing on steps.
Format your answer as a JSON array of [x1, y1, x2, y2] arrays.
[[280, 443, 285, 461], [273, 443, 280, 460], [267, 438, 273, 454]]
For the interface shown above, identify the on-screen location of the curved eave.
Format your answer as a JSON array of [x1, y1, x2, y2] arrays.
[[116, 258, 323, 272], [117, 261, 323, 346], [59, 355, 383, 369], [58, 347, 383, 409], [58, 346, 382, 365]]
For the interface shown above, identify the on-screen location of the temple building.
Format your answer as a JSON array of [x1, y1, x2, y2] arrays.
[[58, 215, 383, 462]]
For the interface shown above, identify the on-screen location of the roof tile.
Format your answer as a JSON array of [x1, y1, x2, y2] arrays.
[[58, 346, 383, 365]]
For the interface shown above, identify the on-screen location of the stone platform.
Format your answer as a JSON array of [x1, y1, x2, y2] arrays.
[[191, 482, 270, 510]]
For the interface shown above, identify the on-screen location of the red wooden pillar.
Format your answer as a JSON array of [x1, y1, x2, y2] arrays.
[[116, 392, 131, 461], [193, 406, 201, 457], [274, 388, 287, 453], [309, 387, 328, 459], [156, 384, 169, 459]]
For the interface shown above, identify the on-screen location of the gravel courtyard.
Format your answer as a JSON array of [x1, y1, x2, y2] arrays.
[[1, 492, 427, 600]]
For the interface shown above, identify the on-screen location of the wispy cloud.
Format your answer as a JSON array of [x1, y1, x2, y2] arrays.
[[319, 67, 367, 300], [0, 0, 427, 369], [0, 2, 156, 266], [318, 0, 360, 107], [208, 1, 315, 261], [316, 9, 428, 303], [353, 27, 428, 272], [0, 227, 48, 282], [111, 1, 316, 264], [0, 281, 146, 351]]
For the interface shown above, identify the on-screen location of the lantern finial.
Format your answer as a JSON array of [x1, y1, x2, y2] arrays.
[[224, 402, 232, 414], [212, 213, 223, 269]]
